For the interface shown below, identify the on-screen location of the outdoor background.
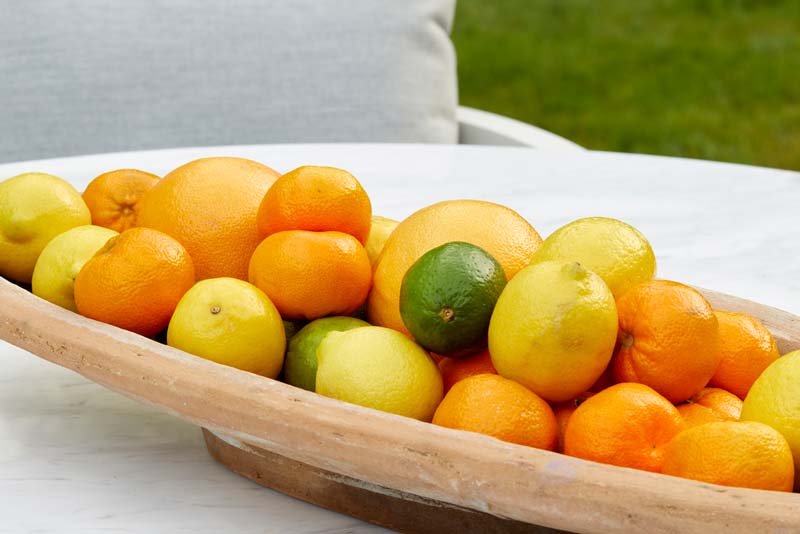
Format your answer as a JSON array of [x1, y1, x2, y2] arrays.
[[453, 0, 799, 170]]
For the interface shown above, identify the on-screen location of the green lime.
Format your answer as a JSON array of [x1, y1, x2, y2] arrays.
[[284, 316, 369, 391], [399, 241, 506, 356], [282, 319, 304, 341]]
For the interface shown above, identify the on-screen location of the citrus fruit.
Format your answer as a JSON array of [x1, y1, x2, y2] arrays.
[[82, 169, 160, 232], [31, 225, 118, 311], [488, 260, 618, 402], [438, 348, 497, 393], [676, 387, 743, 429], [400, 242, 506, 356], [74, 227, 195, 337], [0, 172, 91, 283], [662, 421, 794, 492], [741, 350, 800, 489], [256, 165, 372, 243], [530, 217, 655, 298], [283, 320, 304, 341], [248, 230, 372, 320], [364, 215, 398, 264], [167, 278, 285, 378], [707, 310, 779, 399], [368, 200, 542, 335], [284, 316, 369, 391], [136, 157, 279, 280], [316, 326, 442, 421], [432, 374, 557, 450], [612, 280, 721, 403], [552, 392, 594, 453], [563, 383, 685, 472]]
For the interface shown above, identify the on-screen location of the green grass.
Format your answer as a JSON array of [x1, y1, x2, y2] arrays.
[[453, 0, 800, 170]]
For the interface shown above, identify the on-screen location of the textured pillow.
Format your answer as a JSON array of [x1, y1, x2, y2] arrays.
[[0, 0, 457, 163]]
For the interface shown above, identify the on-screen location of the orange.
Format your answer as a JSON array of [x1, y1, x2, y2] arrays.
[[676, 387, 743, 429], [438, 348, 497, 393], [552, 392, 594, 453], [74, 227, 195, 337], [256, 166, 372, 243], [564, 383, 685, 472], [248, 230, 372, 320], [368, 200, 542, 334], [82, 169, 160, 232], [708, 310, 780, 399], [432, 374, 557, 450], [611, 280, 721, 403], [136, 157, 279, 280], [662, 421, 795, 492]]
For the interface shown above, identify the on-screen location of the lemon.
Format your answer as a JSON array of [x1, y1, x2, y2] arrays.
[[488, 260, 618, 403], [530, 217, 655, 298], [0, 172, 91, 283], [364, 215, 398, 265], [167, 278, 285, 378], [741, 350, 800, 489], [284, 316, 369, 392], [316, 326, 443, 421], [31, 225, 118, 311], [399, 242, 506, 356]]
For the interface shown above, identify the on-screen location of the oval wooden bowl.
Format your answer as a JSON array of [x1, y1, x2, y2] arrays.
[[1, 276, 798, 533]]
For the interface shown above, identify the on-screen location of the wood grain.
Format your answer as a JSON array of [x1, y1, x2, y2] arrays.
[[1, 276, 798, 533]]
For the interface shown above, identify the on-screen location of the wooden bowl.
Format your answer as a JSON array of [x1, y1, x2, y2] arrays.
[[1, 275, 798, 533]]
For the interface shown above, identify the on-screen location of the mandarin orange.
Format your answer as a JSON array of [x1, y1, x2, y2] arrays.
[[248, 230, 372, 320], [611, 280, 720, 403], [676, 387, 743, 429], [82, 169, 160, 232], [708, 310, 780, 399], [74, 227, 195, 337], [563, 383, 685, 472], [438, 348, 497, 393], [256, 166, 372, 243], [432, 374, 557, 450]]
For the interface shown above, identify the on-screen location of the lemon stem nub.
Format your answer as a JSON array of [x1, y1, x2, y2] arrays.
[[439, 307, 455, 323], [210, 306, 221, 315]]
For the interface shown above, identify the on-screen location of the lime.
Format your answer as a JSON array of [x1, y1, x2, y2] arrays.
[[31, 225, 118, 311], [530, 217, 655, 298], [316, 326, 443, 421], [0, 173, 91, 283], [741, 350, 800, 489], [167, 278, 285, 378], [399, 242, 506, 356], [282, 319, 304, 342], [488, 260, 618, 403], [284, 316, 369, 391]]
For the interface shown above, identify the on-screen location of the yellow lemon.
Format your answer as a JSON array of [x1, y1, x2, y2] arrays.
[[741, 350, 800, 489], [530, 217, 655, 298], [488, 260, 618, 403], [167, 277, 285, 378], [364, 215, 398, 265], [31, 225, 118, 311], [0, 173, 91, 283], [316, 326, 443, 421]]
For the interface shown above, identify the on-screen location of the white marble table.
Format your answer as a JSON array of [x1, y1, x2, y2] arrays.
[[1, 144, 799, 533]]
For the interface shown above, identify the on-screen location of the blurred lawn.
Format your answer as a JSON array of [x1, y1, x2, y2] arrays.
[[452, 0, 800, 170]]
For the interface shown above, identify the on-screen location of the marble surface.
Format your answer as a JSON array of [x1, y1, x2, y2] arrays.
[[1, 144, 799, 533]]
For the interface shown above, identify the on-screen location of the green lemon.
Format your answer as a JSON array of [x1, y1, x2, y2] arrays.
[[167, 278, 285, 378], [0, 172, 91, 283], [316, 326, 443, 421], [399, 242, 506, 356], [488, 260, 618, 403], [530, 217, 655, 298], [31, 225, 118, 311], [284, 316, 369, 391], [741, 350, 800, 489]]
